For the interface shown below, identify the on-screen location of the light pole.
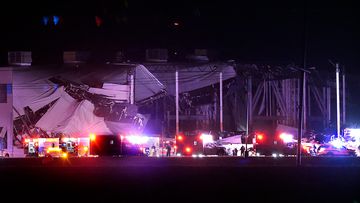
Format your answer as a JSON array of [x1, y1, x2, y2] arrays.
[[220, 72, 223, 132], [175, 70, 179, 136], [329, 60, 342, 139], [245, 76, 252, 157], [342, 67, 346, 128], [335, 63, 341, 138]]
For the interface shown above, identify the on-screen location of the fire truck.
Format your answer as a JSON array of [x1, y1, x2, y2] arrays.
[[23, 137, 88, 158], [89, 134, 122, 156], [253, 123, 299, 156], [23, 138, 66, 158], [175, 131, 215, 156], [254, 131, 298, 156], [89, 133, 163, 157], [23, 138, 39, 157]]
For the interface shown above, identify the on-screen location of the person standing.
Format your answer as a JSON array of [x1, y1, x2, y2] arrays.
[[233, 148, 238, 156], [150, 145, 156, 156], [166, 144, 171, 157], [240, 145, 245, 157]]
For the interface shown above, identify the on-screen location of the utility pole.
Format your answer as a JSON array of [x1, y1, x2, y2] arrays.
[[297, 71, 306, 166], [297, 0, 308, 166]]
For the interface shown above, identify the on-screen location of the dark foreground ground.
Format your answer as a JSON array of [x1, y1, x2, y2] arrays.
[[1, 157, 360, 203]]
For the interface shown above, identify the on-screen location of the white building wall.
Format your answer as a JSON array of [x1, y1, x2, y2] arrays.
[[0, 68, 13, 155]]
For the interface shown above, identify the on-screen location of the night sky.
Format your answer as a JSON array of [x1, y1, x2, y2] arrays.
[[2, 0, 360, 122]]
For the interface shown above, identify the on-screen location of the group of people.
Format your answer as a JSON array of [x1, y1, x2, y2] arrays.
[[146, 144, 172, 157], [232, 145, 246, 156]]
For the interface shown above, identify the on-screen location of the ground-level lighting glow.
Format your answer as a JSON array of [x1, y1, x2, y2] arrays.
[[279, 133, 294, 143], [89, 133, 96, 141], [62, 153, 68, 158], [330, 138, 344, 148], [200, 133, 213, 144], [126, 135, 149, 144]]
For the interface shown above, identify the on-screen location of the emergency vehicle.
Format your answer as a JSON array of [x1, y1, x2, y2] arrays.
[[88, 133, 164, 156], [253, 130, 314, 157], [175, 131, 214, 156], [0, 149, 10, 157], [23, 138, 39, 157], [254, 131, 297, 156], [60, 137, 89, 157], [252, 123, 299, 156], [23, 137, 89, 158], [89, 134, 122, 156]]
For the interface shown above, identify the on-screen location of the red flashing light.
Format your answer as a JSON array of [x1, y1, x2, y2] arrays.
[[185, 147, 191, 153], [257, 134, 264, 141], [89, 133, 96, 141], [95, 16, 103, 27], [177, 135, 183, 141]]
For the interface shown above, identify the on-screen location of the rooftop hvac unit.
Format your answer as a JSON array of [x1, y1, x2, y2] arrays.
[[146, 49, 168, 63], [186, 49, 209, 62], [8, 52, 32, 66], [63, 51, 90, 63], [194, 49, 208, 56], [112, 51, 125, 63]]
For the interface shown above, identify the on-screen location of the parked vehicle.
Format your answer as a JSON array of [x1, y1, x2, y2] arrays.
[[203, 143, 227, 156], [317, 144, 356, 157], [0, 149, 10, 158]]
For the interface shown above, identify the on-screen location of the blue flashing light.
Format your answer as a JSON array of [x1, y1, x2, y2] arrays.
[[330, 138, 344, 149], [53, 16, 60, 25], [42, 16, 49, 26]]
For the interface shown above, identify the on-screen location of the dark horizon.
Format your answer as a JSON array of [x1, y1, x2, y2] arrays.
[[2, 0, 359, 68], [2, 0, 360, 123]]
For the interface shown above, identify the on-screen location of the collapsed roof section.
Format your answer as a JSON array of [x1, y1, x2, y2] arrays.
[[145, 62, 237, 96], [35, 92, 142, 137], [11, 61, 238, 137], [12, 64, 166, 117]]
